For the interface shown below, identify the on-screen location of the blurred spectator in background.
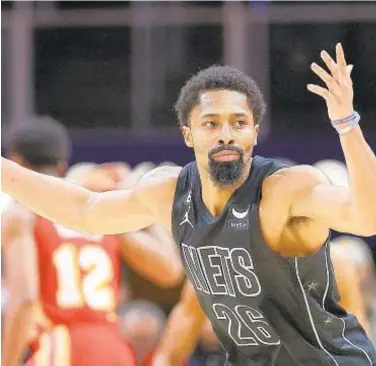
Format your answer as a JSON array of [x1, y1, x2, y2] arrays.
[[131, 162, 157, 186], [314, 160, 349, 188], [119, 300, 177, 366], [332, 236, 376, 345]]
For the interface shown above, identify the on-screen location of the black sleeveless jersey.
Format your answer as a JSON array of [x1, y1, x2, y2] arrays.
[[172, 156, 376, 366]]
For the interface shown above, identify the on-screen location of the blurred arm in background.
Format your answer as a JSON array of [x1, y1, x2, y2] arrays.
[[152, 280, 207, 366], [200, 317, 221, 353], [1, 202, 39, 366], [331, 243, 369, 334], [120, 224, 184, 288]]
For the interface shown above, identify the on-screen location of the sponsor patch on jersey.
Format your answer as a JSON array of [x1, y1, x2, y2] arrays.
[[227, 219, 249, 230]]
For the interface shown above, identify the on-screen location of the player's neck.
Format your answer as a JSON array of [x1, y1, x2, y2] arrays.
[[199, 160, 252, 217]]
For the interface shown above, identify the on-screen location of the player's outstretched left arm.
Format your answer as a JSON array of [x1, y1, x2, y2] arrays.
[[1, 159, 179, 235], [290, 43, 376, 237]]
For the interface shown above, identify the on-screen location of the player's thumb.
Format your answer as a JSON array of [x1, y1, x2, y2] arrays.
[[347, 64, 354, 75]]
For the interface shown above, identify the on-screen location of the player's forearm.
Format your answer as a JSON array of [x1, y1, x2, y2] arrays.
[[2, 302, 34, 366], [340, 125, 376, 235], [154, 304, 205, 366], [2, 158, 95, 233]]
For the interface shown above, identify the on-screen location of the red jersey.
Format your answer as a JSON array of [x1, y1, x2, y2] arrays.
[[34, 216, 122, 326]]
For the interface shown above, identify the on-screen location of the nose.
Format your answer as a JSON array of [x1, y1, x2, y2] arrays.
[[218, 123, 234, 145]]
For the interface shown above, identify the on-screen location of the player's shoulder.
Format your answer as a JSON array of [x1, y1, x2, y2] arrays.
[[144, 164, 182, 178], [137, 165, 181, 191], [134, 165, 182, 225], [263, 164, 330, 194]]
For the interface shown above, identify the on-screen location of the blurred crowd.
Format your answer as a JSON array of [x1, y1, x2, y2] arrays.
[[1, 116, 376, 366]]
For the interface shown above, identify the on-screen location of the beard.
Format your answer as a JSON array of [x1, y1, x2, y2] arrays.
[[208, 145, 245, 187]]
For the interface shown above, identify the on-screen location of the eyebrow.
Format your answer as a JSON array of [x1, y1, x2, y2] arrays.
[[200, 112, 248, 118]]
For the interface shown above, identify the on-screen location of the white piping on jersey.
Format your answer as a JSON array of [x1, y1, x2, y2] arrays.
[[340, 318, 374, 365], [323, 244, 373, 366], [321, 243, 330, 310], [294, 257, 340, 366]]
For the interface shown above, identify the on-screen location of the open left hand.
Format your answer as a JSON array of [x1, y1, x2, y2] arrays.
[[307, 43, 354, 121]]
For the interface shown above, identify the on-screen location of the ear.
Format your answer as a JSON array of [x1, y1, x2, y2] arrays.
[[182, 126, 193, 148], [254, 124, 260, 146]]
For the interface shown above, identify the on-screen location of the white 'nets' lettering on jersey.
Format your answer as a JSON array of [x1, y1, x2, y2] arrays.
[[182, 244, 261, 297], [182, 244, 279, 347]]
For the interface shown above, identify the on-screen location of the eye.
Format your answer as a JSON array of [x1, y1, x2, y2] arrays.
[[203, 121, 216, 127], [234, 120, 246, 127]]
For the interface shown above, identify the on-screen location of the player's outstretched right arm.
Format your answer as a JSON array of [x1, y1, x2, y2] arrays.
[[1, 157, 179, 235]]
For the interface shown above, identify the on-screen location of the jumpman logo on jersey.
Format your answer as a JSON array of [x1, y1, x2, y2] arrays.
[[324, 316, 333, 326], [180, 206, 193, 228]]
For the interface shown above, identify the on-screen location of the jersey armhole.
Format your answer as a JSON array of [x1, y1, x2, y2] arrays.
[[171, 163, 195, 244]]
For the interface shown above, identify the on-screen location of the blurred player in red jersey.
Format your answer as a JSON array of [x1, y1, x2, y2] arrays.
[[1, 117, 183, 366]]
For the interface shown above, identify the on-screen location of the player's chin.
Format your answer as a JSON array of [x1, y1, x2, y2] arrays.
[[209, 160, 244, 187]]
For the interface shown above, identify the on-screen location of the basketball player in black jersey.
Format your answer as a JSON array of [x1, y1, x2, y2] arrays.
[[2, 43, 376, 365]]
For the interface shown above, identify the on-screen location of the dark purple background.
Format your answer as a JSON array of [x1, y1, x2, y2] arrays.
[[69, 129, 376, 166]]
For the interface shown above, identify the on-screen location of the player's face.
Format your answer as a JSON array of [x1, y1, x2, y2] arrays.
[[183, 90, 259, 187]]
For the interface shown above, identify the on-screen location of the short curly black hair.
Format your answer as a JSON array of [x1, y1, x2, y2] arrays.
[[6, 115, 71, 168], [174, 65, 266, 128]]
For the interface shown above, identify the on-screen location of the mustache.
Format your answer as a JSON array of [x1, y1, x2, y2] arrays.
[[208, 145, 244, 159]]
